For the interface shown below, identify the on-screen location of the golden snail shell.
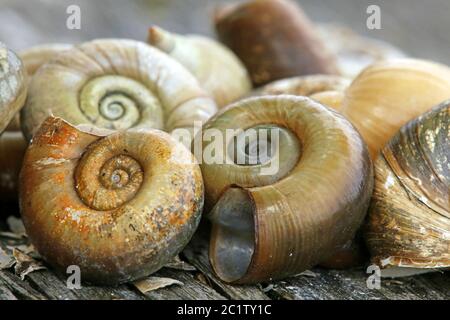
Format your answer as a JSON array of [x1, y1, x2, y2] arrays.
[[19, 43, 73, 76], [0, 42, 27, 135], [310, 91, 345, 113], [365, 100, 450, 273], [19, 117, 204, 285], [341, 58, 450, 159], [148, 26, 252, 108], [21, 39, 217, 141], [214, 0, 338, 87], [255, 75, 350, 112], [200, 96, 373, 283]]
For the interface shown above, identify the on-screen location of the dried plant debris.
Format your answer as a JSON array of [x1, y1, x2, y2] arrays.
[[164, 255, 196, 271], [7, 244, 40, 259], [0, 247, 15, 270], [6, 216, 26, 236], [13, 248, 46, 280], [133, 276, 184, 294]]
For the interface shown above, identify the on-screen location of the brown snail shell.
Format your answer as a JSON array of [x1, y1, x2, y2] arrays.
[[0, 42, 27, 135], [148, 26, 252, 108], [214, 0, 338, 87], [19, 116, 204, 285], [21, 39, 217, 141], [365, 100, 450, 273], [317, 23, 406, 78], [341, 58, 450, 159], [200, 96, 373, 283]]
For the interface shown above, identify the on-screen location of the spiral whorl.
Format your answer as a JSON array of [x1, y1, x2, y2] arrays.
[[75, 136, 145, 211], [19, 117, 204, 284], [78, 75, 163, 131], [21, 39, 217, 141]]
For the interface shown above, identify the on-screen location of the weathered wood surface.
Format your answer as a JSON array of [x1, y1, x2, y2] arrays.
[[1, 0, 449, 300], [1, 223, 450, 300]]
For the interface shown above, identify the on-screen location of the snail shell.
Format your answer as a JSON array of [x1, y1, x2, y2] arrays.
[[341, 58, 450, 159], [310, 91, 345, 113], [258, 75, 350, 96], [148, 26, 252, 108], [255, 75, 350, 112], [214, 0, 338, 87], [0, 42, 27, 135], [200, 96, 373, 283], [21, 39, 217, 141], [20, 43, 73, 76], [19, 116, 204, 285], [365, 100, 450, 272]]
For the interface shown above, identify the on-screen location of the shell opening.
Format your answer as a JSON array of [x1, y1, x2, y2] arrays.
[[209, 187, 255, 283]]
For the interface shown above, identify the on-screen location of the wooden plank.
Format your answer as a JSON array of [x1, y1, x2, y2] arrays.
[[269, 268, 450, 300], [0, 271, 47, 300], [0, 237, 145, 300], [24, 270, 145, 300], [0, 232, 225, 300], [183, 232, 270, 300], [139, 268, 227, 300]]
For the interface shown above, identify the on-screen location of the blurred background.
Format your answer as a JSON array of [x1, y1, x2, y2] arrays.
[[0, 0, 449, 65]]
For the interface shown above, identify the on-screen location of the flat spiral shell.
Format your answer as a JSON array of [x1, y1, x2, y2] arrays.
[[21, 39, 217, 141], [200, 96, 373, 283], [19, 117, 204, 285]]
